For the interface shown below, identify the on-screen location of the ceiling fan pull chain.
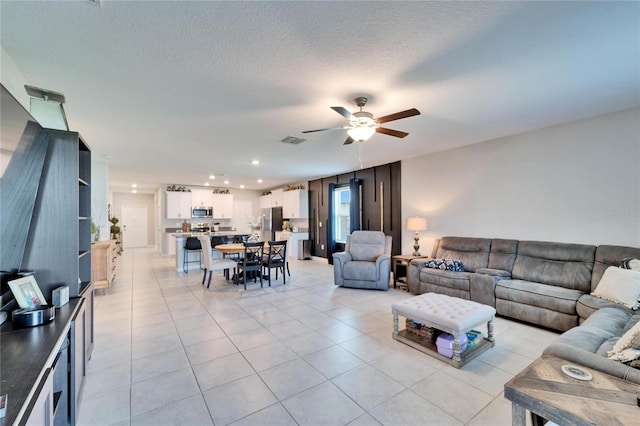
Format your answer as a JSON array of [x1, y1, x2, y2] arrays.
[[358, 141, 364, 169]]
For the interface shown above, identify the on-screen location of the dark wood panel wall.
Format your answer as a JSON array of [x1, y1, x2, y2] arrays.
[[308, 161, 402, 260]]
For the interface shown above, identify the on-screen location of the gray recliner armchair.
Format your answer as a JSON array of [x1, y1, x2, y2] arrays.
[[333, 231, 392, 290]]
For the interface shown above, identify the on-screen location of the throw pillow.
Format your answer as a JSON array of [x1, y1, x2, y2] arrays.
[[608, 348, 640, 364], [591, 266, 640, 310], [620, 257, 640, 272], [608, 320, 640, 355], [423, 258, 464, 272]]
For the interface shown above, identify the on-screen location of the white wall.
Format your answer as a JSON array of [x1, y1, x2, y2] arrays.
[[91, 158, 110, 240], [1, 46, 30, 110], [402, 107, 640, 255]]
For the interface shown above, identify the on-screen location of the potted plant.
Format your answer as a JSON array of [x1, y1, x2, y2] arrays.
[[91, 219, 98, 242], [110, 216, 121, 243]]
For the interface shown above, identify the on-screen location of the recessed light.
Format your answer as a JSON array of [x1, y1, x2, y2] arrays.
[[240, 185, 245, 189], [223, 180, 229, 184], [131, 183, 137, 188], [251, 160, 259, 165], [132, 189, 137, 194], [204, 182, 209, 186], [209, 175, 215, 180], [257, 179, 263, 183]]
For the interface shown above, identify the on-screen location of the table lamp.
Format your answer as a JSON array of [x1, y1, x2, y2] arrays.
[[406, 217, 428, 256]]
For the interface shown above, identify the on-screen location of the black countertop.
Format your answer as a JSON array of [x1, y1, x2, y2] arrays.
[[0, 298, 81, 425]]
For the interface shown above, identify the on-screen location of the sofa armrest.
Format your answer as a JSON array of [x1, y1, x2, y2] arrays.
[[475, 268, 511, 278], [332, 252, 352, 286], [469, 273, 501, 307], [407, 260, 423, 294]]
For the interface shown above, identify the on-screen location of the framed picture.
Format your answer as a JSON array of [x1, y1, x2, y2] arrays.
[[8, 275, 47, 308]]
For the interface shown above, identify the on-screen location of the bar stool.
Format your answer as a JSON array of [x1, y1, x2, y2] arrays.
[[183, 236, 202, 273]]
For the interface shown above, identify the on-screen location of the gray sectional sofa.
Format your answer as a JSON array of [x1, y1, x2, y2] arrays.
[[407, 236, 640, 383]]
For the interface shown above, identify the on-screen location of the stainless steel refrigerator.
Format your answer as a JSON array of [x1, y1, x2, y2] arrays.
[[260, 206, 283, 242]]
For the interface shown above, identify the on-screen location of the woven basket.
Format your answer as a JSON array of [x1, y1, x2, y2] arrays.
[[405, 319, 439, 344]]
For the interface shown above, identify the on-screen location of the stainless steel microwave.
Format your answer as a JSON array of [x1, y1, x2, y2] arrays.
[[192, 207, 212, 218]]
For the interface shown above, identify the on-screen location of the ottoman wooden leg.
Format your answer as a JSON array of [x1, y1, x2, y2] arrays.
[[393, 311, 399, 339], [487, 317, 494, 343], [453, 332, 462, 364]]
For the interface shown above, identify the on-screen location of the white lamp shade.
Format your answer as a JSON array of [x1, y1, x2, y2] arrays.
[[406, 217, 427, 231], [347, 126, 376, 142]]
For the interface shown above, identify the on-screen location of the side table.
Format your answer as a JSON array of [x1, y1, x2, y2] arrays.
[[392, 255, 429, 289], [504, 355, 639, 426]]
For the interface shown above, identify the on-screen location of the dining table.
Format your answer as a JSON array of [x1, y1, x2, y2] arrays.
[[213, 243, 246, 255], [214, 242, 277, 285]]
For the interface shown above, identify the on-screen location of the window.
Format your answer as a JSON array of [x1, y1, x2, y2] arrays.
[[333, 186, 350, 243]]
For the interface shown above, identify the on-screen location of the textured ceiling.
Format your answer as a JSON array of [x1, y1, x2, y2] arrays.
[[1, 1, 638, 193]]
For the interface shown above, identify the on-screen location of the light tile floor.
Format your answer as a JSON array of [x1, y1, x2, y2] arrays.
[[78, 248, 558, 426]]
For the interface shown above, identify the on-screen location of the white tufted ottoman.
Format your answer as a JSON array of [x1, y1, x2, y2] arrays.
[[392, 293, 495, 368]]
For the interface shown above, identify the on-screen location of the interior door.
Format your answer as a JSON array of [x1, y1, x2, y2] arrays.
[[121, 205, 148, 248]]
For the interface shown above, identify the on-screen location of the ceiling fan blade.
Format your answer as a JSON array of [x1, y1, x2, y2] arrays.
[[302, 127, 343, 133], [376, 127, 409, 138], [376, 108, 420, 124], [343, 136, 355, 145], [331, 106, 355, 120]]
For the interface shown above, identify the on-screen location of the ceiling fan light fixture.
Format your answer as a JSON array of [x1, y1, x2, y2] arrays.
[[347, 126, 376, 142]]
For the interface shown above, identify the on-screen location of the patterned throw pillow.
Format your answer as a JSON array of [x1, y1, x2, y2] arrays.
[[620, 257, 640, 272], [423, 258, 464, 272]]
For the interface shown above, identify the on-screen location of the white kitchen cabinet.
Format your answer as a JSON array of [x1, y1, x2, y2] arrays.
[[282, 189, 309, 218], [212, 193, 234, 218], [166, 191, 192, 219], [271, 189, 283, 207], [259, 194, 272, 209], [191, 188, 213, 207]]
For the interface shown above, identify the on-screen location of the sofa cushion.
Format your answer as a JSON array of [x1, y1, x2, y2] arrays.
[[511, 241, 595, 292], [434, 237, 491, 272], [419, 268, 472, 292], [495, 279, 583, 315], [488, 239, 518, 271], [343, 261, 378, 281], [422, 258, 464, 272], [551, 307, 633, 354], [576, 294, 633, 321], [591, 266, 640, 310], [348, 231, 386, 261]]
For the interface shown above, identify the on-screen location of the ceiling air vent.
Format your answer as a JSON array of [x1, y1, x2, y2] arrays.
[[281, 136, 306, 145]]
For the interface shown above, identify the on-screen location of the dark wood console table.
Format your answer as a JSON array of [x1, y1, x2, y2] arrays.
[[504, 356, 639, 426]]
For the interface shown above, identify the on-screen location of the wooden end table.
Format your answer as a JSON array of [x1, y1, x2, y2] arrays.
[[504, 355, 639, 426], [392, 254, 428, 289]]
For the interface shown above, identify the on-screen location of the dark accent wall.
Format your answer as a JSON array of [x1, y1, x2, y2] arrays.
[[308, 161, 402, 260]]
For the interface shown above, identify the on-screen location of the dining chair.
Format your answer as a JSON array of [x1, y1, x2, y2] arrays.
[[262, 240, 287, 285], [183, 236, 202, 273], [221, 235, 241, 261], [198, 236, 237, 288], [236, 241, 265, 290]]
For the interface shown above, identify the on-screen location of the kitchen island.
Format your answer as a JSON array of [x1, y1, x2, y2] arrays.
[[171, 231, 249, 272]]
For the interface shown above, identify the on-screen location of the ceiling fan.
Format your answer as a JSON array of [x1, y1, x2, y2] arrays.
[[302, 97, 420, 145]]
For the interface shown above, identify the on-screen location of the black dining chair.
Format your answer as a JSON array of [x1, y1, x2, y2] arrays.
[[236, 241, 265, 290], [183, 236, 202, 273], [262, 240, 287, 286], [221, 236, 241, 261]]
